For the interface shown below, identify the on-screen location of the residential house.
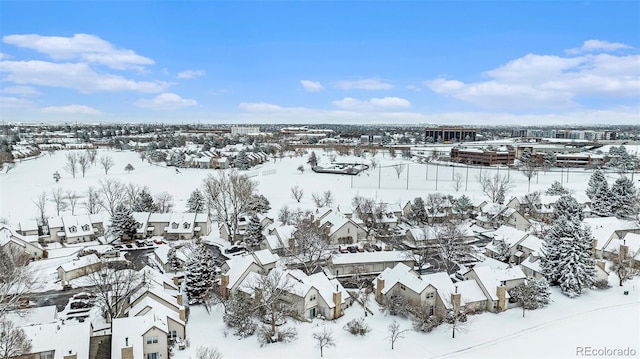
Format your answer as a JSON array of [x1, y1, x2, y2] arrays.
[[21, 321, 92, 359], [261, 224, 296, 255], [16, 219, 39, 237], [153, 244, 189, 273], [462, 265, 524, 313], [144, 212, 211, 240], [484, 225, 543, 264], [0, 224, 44, 260], [476, 203, 530, 231], [111, 312, 170, 359], [601, 232, 640, 267], [584, 217, 640, 258], [329, 251, 415, 278], [530, 194, 592, 222], [312, 208, 364, 244], [4, 305, 58, 327], [56, 254, 101, 287], [45, 214, 104, 243], [219, 251, 274, 298], [405, 224, 475, 249]]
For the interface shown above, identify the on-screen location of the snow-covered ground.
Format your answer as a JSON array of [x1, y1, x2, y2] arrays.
[[173, 275, 639, 359], [2, 147, 639, 358]]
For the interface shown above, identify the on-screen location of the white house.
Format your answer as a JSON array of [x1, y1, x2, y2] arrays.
[[0, 224, 44, 260], [56, 254, 101, 287], [21, 321, 92, 359]]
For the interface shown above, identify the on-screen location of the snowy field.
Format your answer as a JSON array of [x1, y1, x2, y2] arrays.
[[2, 147, 634, 224], [1, 147, 639, 359], [174, 277, 639, 359]]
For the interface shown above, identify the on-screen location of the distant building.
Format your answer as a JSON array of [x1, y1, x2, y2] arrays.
[[360, 135, 383, 145], [450, 147, 515, 166], [511, 128, 617, 140], [231, 126, 260, 136], [425, 127, 476, 143]]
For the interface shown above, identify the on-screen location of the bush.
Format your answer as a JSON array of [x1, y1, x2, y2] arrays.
[[411, 306, 442, 333], [380, 295, 410, 317], [593, 279, 611, 289], [256, 325, 297, 347], [343, 318, 371, 336]]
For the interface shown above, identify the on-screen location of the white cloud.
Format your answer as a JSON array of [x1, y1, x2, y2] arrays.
[[135, 93, 197, 110], [426, 47, 640, 110], [0, 52, 9, 60], [177, 69, 206, 79], [335, 78, 394, 90], [566, 39, 632, 54], [300, 80, 324, 92], [2, 86, 41, 96], [0, 60, 170, 93], [332, 96, 411, 110], [239, 102, 284, 112], [0, 96, 34, 109], [2, 33, 154, 70], [41, 104, 102, 115]]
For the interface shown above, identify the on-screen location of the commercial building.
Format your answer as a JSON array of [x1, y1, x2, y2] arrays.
[[424, 127, 477, 142]]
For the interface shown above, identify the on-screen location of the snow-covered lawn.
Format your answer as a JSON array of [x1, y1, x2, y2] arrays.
[[174, 276, 639, 359]]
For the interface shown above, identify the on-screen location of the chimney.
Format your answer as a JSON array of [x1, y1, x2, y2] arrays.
[[451, 291, 461, 313], [220, 274, 230, 299], [288, 237, 296, 255], [496, 286, 506, 313], [176, 293, 183, 306], [596, 261, 606, 272], [592, 239, 598, 258], [121, 347, 134, 359], [63, 353, 77, 359], [375, 278, 384, 303], [125, 337, 128, 346], [333, 290, 342, 319], [619, 244, 629, 260]]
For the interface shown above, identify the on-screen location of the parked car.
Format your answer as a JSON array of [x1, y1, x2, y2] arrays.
[[347, 246, 357, 253]]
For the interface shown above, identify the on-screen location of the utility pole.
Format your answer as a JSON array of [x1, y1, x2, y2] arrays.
[[465, 161, 469, 191]]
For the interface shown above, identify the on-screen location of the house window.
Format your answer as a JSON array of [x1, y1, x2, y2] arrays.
[[309, 295, 316, 301], [146, 335, 158, 344], [168, 330, 177, 339], [183, 222, 190, 229], [69, 226, 77, 233], [426, 292, 434, 299], [171, 222, 178, 229], [146, 353, 159, 359], [38, 351, 54, 359], [400, 285, 406, 291], [82, 224, 90, 231]]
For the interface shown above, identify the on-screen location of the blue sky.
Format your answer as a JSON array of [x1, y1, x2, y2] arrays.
[[1, 1, 639, 125]]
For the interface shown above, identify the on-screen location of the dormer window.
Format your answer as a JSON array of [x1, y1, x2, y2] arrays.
[[171, 222, 179, 229], [183, 222, 190, 229], [69, 226, 77, 233], [81, 224, 90, 232]]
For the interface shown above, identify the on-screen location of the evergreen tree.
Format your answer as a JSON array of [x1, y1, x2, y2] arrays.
[[508, 278, 551, 317], [244, 214, 264, 250], [543, 152, 556, 171], [185, 245, 215, 304], [591, 185, 612, 216], [223, 292, 256, 337], [234, 151, 251, 170], [409, 197, 427, 224], [557, 227, 595, 297], [186, 189, 206, 213], [553, 194, 583, 221], [610, 176, 637, 218], [520, 148, 532, 164], [109, 204, 138, 240], [452, 195, 473, 218], [494, 240, 511, 262], [132, 189, 156, 212], [545, 181, 570, 196], [307, 151, 318, 167], [586, 169, 608, 199], [247, 194, 271, 214], [167, 246, 183, 272]]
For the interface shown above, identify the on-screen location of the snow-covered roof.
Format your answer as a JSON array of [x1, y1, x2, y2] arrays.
[[111, 312, 168, 359], [421, 271, 457, 309], [377, 263, 428, 295], [0, 225, 42, 249], [308, 272, 348, 308], [224, 255, 260, 289], [148, 213, 172, 223], [128, 296, 185, 327], [491, 225, 529, 247], [132, 212, 150, 233], [519, 234, 543, 255], [18, 219, 38, 232], [57, 253, 99, 272], [604, 232, 640, 256], [583, 217, 624, 250], [166, 213, 197, 234], [62, 215, 97, 237], [520, 256, 543, 274], [465, 266, 501, 301], [195, 213, 209, 223], [252, 249, 278, 267], [4, 306, 57, 327], [22, 321, 91, 359], [331, 251, 413, 265], [456, 279, 487, 304]]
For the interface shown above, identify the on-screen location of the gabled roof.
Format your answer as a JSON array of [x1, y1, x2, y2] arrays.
[[57, 253, 99, 272], [252, 249, 278, 267], [421, 271, 457, 309], [4, 306, 57, 327], [491, 225, 529, 247], [111, 312, 168, 359], [455, 279, 487, 304], [377, 263, 427, 295], [22, 321, 91, 359]]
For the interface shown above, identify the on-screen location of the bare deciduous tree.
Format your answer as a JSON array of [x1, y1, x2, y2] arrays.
[[63, 152, 78, 178], [202, 170, 258, 242], [64, 190, 81, 215], [84, 186, 103, 215], [50, 187, 67, 216], [393, 163, 404, 179], [100, 155, 115, 175], [369, 157, 379, 170], [291, 186, 304, 203], [289, 218, 333, 275], [195, 346, 223, 359], [86, 148, 98, 165], [610, 249, 638, 286], [521, 160, 538, 192], [0, 247, 36, 318], [352, 195, 387, 238], [387, 320, 409, 350], [33, 191, 47, 225], [0, 318, 32, 359], [85, 258, 143, 326], [313, 328, 336, 358], [77, 152, 91, 177], [452, 172, 464, 192], [98, 178, 125, 216], [311, 190, 334, 208], [154, 191, 174, 213], [251, 269, 297, 343], [435, 221, 472, 275], [477, 172, 514, 204], [297, 164, 305, 174]]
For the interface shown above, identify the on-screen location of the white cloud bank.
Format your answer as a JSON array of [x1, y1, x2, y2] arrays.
[[135, 93, 197, 110], [300, 80, 324, 92], [41, 104, 102, 115], [566, 39, 632, 54], [177, 69, 206, 79], [426, 40, 639, 110]]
